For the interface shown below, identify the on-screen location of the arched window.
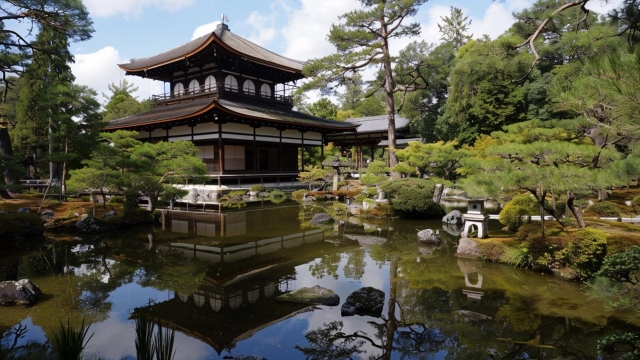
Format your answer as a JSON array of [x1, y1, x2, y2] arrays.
[[260, 83, 271, 98], [188, 79, 199, 93], [173, 82, 185, 97], [204, 75, 217, 92], [224, 75, 238, 92], [243, 79, 255, 95]]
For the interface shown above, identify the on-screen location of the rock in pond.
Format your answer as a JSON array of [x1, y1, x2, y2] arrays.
[[456, 237, 480, 258], [417, 229, 441, 245], [310, 213, 332, 225], [443, 210, 463, 225], [442, 222, 463, 237], [0, 279, 42, 306], [76, 217, 112, 233], [341, 287, 385, 317], [101, 210, 117, 219], [277, 285, 340, 306], [17, 207, 30, 213]]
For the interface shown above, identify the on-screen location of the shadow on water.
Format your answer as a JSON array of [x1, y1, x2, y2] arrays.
[[0, 204, 638, 359]]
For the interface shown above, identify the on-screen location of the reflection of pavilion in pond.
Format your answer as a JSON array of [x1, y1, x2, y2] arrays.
[[134, 206, 361, 353], [132, 264, 312, 355]]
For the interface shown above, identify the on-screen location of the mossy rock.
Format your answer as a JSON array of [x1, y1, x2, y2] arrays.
[[277, 285, 340, 306]]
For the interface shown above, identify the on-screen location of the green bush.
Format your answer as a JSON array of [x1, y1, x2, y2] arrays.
[[250, 184, 267, 193], [515, 223, 542, 241], [152, 210, 163, 222], [354, 193, 370, 203], [292, 189, 306, 203], [361, 160, 389, 185], [123, 189, 140, 215], [0, 213, 45, 243], [380, 178, 445, 219], [499, 194, 538, 232], [588, 201, 620, 217], [633, 195, 640, 207], [109, 196, 124, 204], [597, 246, 640, 284], [269, 189, 287, 204], [559, 228, 608, 280]]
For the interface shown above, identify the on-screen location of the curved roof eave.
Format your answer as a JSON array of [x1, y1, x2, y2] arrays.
[[118, 32, 304, 74], [101, 100, 359, 132]]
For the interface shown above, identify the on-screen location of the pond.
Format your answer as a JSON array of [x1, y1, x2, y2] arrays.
[[0, 203, 638, 359]]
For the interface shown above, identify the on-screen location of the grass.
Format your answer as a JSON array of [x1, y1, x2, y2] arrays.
[[53, 318, 93, 360]]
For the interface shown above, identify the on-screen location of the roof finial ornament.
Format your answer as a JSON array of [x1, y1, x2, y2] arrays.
[[221, 13, 229, 24]]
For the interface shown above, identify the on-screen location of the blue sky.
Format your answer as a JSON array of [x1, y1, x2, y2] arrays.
[[69, 0, 619, 103]]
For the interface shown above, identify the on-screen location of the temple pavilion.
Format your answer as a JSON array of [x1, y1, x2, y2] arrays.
[[102, 23, 357, 185]]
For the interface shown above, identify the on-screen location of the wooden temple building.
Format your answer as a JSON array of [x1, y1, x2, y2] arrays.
[[326, 115, 417, 169], [102, 23, 357, 184]]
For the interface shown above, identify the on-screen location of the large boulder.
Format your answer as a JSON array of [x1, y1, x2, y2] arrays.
[[277, 285, 340, 306], [310, 213, 332, 225], [442, 222, 463, 237], [0, 279, 42, 306], [341, 287, 385, 317], [456, 237, 481, 258], [417, 229, 441, 245], [443, 210, 463, 225]]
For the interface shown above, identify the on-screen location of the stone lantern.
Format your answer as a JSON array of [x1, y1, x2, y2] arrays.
[[462, 199, 489, 238]]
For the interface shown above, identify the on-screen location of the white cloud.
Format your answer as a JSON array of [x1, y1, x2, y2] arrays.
[[280, 0, 362, 60], [245, 10, 277, 46], [585, 0, 622, 14], [71, 46, 164, 105], [84, 0, 193, 18], [467, 0, 534, 40], [191, 21, 221, 40]]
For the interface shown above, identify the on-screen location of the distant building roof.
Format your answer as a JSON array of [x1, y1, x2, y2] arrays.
[[345, 115, 411, 134], [102, 98, 358, 132], [119, 24, 305, 73]]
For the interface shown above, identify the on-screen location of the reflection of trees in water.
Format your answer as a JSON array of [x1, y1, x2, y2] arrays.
[[343, 250, 365, 281], [297, 229, 618, 359], [309, 253, 341, 280], [0, 323, 49, 359]]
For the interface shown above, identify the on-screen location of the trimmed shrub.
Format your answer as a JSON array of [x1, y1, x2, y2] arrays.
[[292, 189, 306, 203], [250, 184, 267, 193], [515, 223, 542, 241], [499, 194, 538, 232], [380, 178, 445, 219], [269, 189, 287, 204], [597, 246, 640, 284], [588, 201, 620, 217], [559, 228, 608, 280]]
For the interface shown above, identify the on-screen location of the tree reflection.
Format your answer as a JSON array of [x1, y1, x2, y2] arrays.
[[309, 253, 341, 280], [343, 250, 365, 281], [297, 229, 615, 359]]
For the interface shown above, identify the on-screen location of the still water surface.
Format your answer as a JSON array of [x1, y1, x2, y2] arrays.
[[0, 203, 638, 359]]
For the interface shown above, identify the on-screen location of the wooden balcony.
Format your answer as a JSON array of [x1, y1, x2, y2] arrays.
[[152, 83, 294, 109]]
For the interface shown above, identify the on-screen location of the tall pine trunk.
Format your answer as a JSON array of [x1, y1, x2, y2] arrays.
[[380, 15, 398, 179]]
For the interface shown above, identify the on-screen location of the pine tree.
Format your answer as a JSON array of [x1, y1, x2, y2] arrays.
[[301, 0, 429, 177], [437, 6, 472, 50]]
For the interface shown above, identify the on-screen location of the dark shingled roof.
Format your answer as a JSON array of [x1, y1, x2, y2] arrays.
[[119, 24, 305, 72], [344, 115, 411, 134], [102, 98, 358, 131]]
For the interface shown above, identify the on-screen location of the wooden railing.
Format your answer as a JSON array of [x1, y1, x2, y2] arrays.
[[151, 82, 293, 106]]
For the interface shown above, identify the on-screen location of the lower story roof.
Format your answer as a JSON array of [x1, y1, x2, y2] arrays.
[[102, 98, 359, 133]]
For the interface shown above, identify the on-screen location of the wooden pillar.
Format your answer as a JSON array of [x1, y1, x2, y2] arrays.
[[278, 130, 282, 172], [301, 131, 305, 171], [218, 121, 224, 174]]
